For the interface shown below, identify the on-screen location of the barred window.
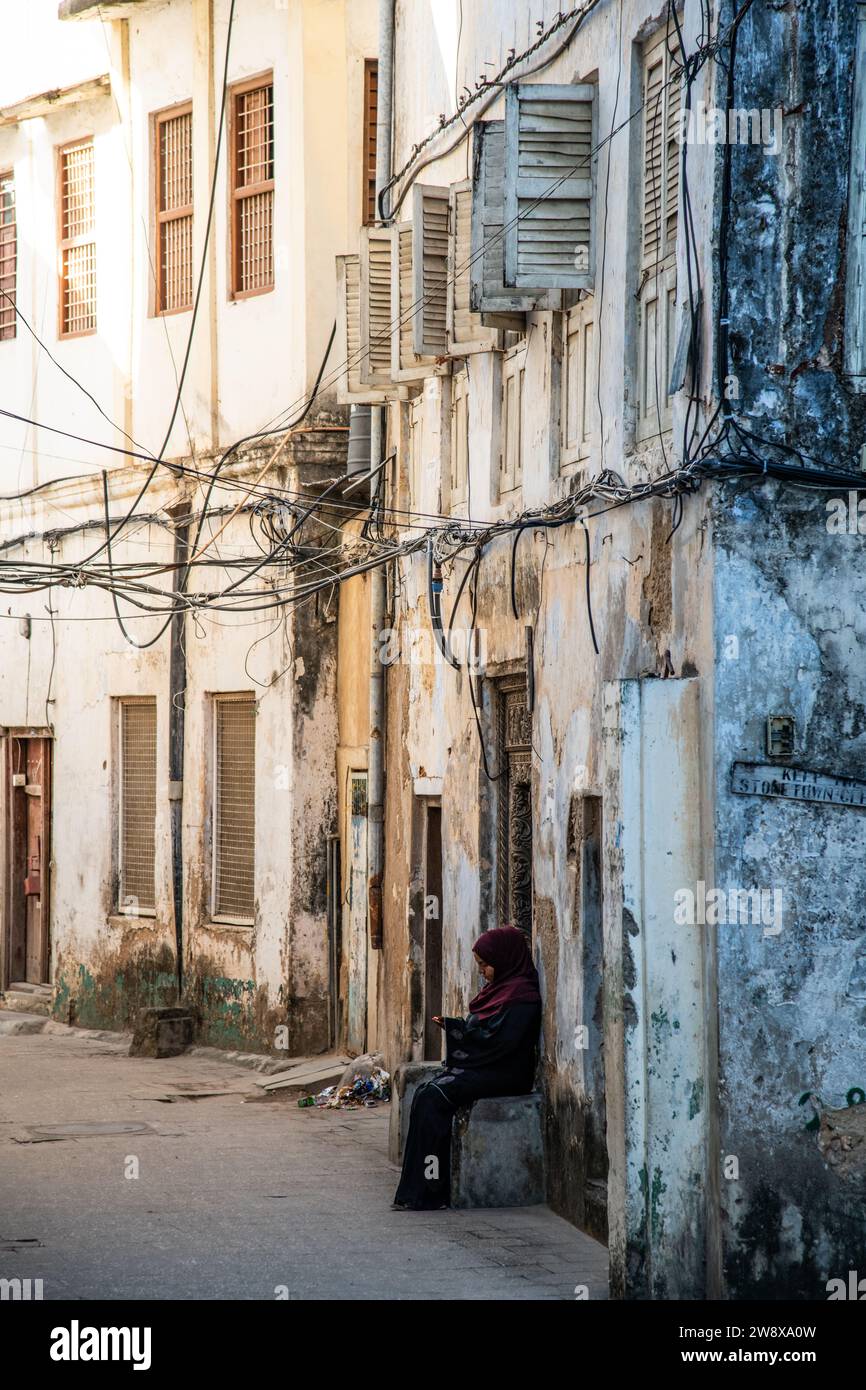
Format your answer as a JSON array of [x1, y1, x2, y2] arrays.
[[0, 171, 16, 340], [59, 140, 96, 336], [155, 104, 193, 313], [213, 696, 256, 922], [230, 77, 274, 298], [118, 699, 157, 915], [362, 60, 378, 224]]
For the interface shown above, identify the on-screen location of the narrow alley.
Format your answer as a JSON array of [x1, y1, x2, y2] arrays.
[[0, 1019, 608, 1301]]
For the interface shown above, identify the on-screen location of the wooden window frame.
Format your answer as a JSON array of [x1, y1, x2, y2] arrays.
[[152, 100, 193, 317], [116, 697, 158, 919], [636, 28, 682, 441], [409, 393, 424, 514], [561, 295, 599, 472], [228, 71, 274, 302], [499, 340, 526, 495], [0, 169, 16, 342], [362, 59, 378, 226], [57, 137, 96, 340], [450, 365, 469, 507], [210, 692, 256, 927]]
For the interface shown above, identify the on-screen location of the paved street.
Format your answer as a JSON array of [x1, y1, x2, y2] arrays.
[[0, 1023, 608, 1301]]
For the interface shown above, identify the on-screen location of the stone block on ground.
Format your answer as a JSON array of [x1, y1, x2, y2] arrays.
[[389, 1061, 441, 1164], [129, 1007, 195, 1059], [451, 1093, 545, 1209]]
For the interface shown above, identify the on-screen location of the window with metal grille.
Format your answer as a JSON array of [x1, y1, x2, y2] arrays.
[[59, 140, 96, 336], [154, 104, 193, 314], [230, 77, 274, 298], [0, 171, 16, 340], [213, 696, 256, 922], [362, 60, 378, 225], [118, 699, 157, 915]]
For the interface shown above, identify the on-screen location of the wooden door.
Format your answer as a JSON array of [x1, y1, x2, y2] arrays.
[[5, 735, 51, 986], [346, 772, 368, 1053]]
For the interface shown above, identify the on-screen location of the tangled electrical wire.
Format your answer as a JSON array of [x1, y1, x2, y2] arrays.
[[1, 0, 862, 642]]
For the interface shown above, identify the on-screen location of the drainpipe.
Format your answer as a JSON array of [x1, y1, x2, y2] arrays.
[[168, 506, 190, 996], [367, 0, 394, 951]]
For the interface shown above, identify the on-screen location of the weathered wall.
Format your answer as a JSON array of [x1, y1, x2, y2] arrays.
[[712, 0, 866, 1299], [377, 0, 721, 1277]]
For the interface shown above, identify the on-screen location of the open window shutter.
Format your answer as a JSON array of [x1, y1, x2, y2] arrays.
[[337, 253, 396, 403], [503, 82, 596, 291], [469, 120, 557, 319], [411, 184, 449, 358], [336, 254, 363, 402], [641, 45, 666, 273], [664, 55, 682, 261], [447, 180, 499, 353], [391, 222, 415, 379], [359, 225, 393, 386]]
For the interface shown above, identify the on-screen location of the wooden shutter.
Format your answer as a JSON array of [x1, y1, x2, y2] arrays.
[[411, 183, 449, 358], [503, 83, 596, 291], [391, 212, 446, 383], [447, 181, 499, 354], [359, 224, 393, 386], [336, 253, 392, 404], [641, 34, 681, 274], [213, 696, 256, 923], [638, 32, 681, 439], [119, 700, 157, 915], [469, 120, 558, 319]]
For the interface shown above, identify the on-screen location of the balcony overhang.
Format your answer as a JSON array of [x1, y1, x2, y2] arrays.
[[0, 74, 110, 127]]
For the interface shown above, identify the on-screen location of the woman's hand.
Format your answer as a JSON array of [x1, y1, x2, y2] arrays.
[[432, 1015, 445, 1028]]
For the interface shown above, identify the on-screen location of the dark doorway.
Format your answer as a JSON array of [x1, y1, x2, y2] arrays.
[[422, 803, 443, 1060], [4, 734, 52, 988], [576, 794, 608, 1240]]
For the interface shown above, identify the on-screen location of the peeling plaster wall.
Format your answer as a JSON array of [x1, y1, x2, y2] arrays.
[[709, 0, 866, 1299], [380, 0, 721, 1287]]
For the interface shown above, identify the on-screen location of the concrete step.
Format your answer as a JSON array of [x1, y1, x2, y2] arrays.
[[0, 1011, 49, 1035], [1, 988, 53, 1017]]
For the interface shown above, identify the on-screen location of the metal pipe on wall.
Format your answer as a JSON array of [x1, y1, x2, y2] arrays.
[[367, 0, 395, 953]]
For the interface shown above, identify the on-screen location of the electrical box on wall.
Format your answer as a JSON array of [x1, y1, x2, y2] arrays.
[[766, 715, 795, 758]]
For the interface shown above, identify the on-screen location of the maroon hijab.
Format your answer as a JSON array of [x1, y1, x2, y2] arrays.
[[468, 926, 541, 1020]]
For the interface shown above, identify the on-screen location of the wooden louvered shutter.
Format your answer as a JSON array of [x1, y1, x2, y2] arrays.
[[391, 221, 416, 379], [447, 180, 499, 354], [336, 254, 362, 400], [336, 253, 393, 404], [359, 224, 393, 386], [503, 83, 596, 291], [637, 33, 681, 440], [641, 35, 681, 272], [469, 120, 558, 318], [411, 183, 449, 358]]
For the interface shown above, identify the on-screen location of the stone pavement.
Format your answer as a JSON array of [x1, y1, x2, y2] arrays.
[[0, 1023, 609, 1301]]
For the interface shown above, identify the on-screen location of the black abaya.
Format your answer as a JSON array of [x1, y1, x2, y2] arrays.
[[393, 1001, 541, 1210]]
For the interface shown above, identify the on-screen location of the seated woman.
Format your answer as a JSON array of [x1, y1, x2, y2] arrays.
[[392, 924, 541, 1211]]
